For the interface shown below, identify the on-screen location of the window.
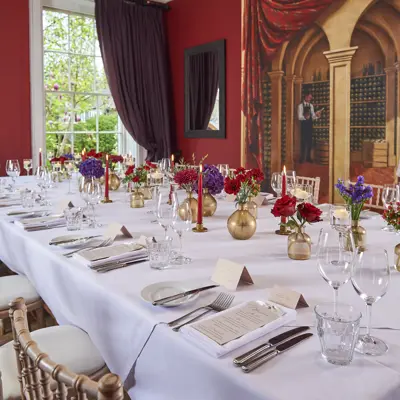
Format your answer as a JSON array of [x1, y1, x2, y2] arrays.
[[43, 9, 122, 157]]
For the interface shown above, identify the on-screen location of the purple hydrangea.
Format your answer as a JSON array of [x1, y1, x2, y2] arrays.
[[79, 158, 104, 179], [62, 153, 74, 160], [194, 164, 224, 195]]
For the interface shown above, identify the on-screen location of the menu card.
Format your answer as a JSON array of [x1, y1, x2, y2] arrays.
[[192, 301, 281, 345]]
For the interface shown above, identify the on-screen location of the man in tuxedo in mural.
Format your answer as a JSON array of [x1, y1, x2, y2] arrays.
[[297, 92, 322, 163]]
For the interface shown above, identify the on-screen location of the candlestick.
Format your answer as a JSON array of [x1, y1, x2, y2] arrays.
[[102, 154, 112, 203], [39, 148, 42, 167], [193, 164, 207, 232]]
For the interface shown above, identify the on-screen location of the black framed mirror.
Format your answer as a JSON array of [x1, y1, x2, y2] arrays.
[[184, 39, 226, 139]]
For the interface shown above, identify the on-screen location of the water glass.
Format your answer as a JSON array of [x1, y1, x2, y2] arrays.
[[23, 159, 32, 176], [64, 207, 83, 231], [329, 204, 351, 232], [20, 190, 36, 208], [315, 303, 361, 365], [6, 159, 21, 191], [271, 172, 282, 197], [146, 236, 173, 270]]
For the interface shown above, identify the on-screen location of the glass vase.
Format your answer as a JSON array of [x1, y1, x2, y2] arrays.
[[287, 227, 312, 260], [351, 220, 366, 251], [130, 188, 144, 208]]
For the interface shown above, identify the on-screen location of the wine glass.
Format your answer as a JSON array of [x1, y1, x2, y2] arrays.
[[351, 250, 391, 356], [83, 178, 102, 228], [35, 167, 52, 206], [317, 229, 355, 311], [271, 172, 282, 197], [64, 160, 75, 195], [23, 159, 32, 176], [157, 191, 174, 237], [286, 170, 296, 192], [171, 193, 192, 264], [6, 159, 21, 191], [382, 184, 399, 231], [217, 164, 229, 198], [329, 204, 352, 232], [147, 186, 160, 222]]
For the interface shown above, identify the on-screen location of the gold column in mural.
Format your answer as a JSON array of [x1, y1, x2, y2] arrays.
[[385, 66, 397, 166], [293, 77, 303, 164], [324, 47, 358, 203], [396, 62, 400, 160], [268, 71, 284, 173], [284, 74, 296, 170]]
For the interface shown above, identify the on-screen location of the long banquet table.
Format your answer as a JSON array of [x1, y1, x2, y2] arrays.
[[1, 177, 400, 400]]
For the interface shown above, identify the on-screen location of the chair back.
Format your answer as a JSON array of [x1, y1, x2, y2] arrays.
[[296, 176, 321, 204], [9, 297, 124, 400]]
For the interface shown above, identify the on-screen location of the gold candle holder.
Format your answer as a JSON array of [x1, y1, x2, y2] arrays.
[[275, 224, 291, 236], [192, 223, 208, 233], [101, 196, 113, 204]]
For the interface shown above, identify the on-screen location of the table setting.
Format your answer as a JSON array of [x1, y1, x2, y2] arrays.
[[1, 154, 400, 400]]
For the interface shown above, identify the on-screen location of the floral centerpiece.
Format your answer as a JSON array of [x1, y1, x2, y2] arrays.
[[174, 168, 198, 192], [122, 165, 148, 208], [109, 155, 124, 172], [86, 149, 103, 159], [79, 158, 104, 179], [50, 156, 67, 166], [335, 176, 373, 250], [271, 195, 322, 260], [382, 201, 400, 231]]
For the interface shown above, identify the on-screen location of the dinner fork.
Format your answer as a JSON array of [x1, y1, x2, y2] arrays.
[[62, 237, 113, 257], [171, 293, 235, 332]]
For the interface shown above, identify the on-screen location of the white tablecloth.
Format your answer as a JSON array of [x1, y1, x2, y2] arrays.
[[1, 177, 400, 400]]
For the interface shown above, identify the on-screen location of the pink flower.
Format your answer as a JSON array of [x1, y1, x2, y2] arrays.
[[53, 83, 59, 91]]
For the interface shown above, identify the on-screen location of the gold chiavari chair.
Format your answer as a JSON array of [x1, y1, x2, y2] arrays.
[[0, 276, 44, 343], [0, 298, 115, 400]]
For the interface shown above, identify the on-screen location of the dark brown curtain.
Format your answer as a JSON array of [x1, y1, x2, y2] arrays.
[[189, 52, 219, 130], [95, 0, 172, 160]]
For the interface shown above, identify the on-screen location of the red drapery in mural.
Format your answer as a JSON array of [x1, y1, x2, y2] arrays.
[[242, 0, 335, 170]]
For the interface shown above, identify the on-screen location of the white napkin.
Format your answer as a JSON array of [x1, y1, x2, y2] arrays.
[[73, 242, 147, 268], [14, 216, 65, 230], [180, 301, 296, 358]]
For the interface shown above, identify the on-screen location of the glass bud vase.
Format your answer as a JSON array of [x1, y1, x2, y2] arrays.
[[246, 197, 258, 219], [130, 188, 144, 208], [202, 188, 217, 217], [351, 220, 366, 251], [227, 203, 257, 240], [141, 185, 152, 200], [287, 227, 311, 260]]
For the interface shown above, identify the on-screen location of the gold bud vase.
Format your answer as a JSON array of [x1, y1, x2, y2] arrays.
[[130, 188, 144, 208], [142, 185, 152, 200], [203, 188, 217, 217], [395, 243, 400, 272], [246, 197, 258, 219], [287, 227, 311, 260], [351, 220, 366, 251], [179, 191, 198, 223], [108, 172, 121, 191], [227, 203, 256, 240]]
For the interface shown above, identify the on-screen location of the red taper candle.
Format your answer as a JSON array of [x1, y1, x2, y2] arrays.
[[197, 164, 203, 225], [39, 148, 42, 167], [105, 154, 109, 199], [281, 165, 287, 224]]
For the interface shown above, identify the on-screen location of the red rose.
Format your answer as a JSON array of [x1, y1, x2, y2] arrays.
[[298, 203, 322, 223], [132, 176, 140, 183], [94, 152, 103, 159], [271, 195, 296, 217], [59, 156, 67, 165], [50, 157, 60, 163], [125, 165, 135, 176], [235, 167, 246, 175], [224, 177, 241, 195], [87, 149, 97, 157], [143, 165, 150, 171]]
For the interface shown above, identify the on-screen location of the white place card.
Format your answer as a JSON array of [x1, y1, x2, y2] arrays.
[[192, 301, 281, 345], [253, 194, 265, 207], [268, 285, 309, 310], [225, 194, 236, 202], [56, 199, 74, 214], [105, 222, 133, 241], [211, 258, 254, 291]]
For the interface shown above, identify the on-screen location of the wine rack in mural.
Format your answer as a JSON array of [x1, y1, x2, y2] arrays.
[[281, 78, 287, 164], [262, 78, 272, 188]]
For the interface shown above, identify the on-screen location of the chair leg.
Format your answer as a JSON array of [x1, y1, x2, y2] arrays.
[[35, 307, 45, 329]]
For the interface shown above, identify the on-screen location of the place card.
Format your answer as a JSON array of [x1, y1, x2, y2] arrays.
[[253, 194, 265, 207], [192, 301, 281, 345], [211, 258, 254, 291], [105, 222, 133, 241], [268, 285, 309, 310], [225, 194, 236, 202], [56, 199, 74, 214]]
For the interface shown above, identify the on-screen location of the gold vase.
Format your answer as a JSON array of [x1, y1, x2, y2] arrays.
[[351, 220, 366, 251], [99, 175, 105, 185], [246, 197, 258, 219], [130, 188, 144, 208], [227, 203, 256, 240], [179, 191, 198, 223], [108, 172, 121, 191], [287, 227, 312, 260], [203, 188, 217, 217], [395, 244, 400, 272], [142, 185, 152, 200]]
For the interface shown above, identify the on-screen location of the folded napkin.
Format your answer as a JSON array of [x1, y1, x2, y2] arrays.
[[180, 301, 296, 358], [73, 242, 147, 268], [14, 215, 65, 230]]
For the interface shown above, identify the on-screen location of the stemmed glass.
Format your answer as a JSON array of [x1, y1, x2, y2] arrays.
[[352, 250, 391, 355], [381, 184, 399, 231], [217, 164, 229, 198], [157, 191, 174, 237], [286, 170, 296, 192], [6, 160, 21, 191], [160, 158, 172, 185], [271, 172, 282, 197], [171, 193, 192, 264], [147, 186, 160, 222], [35, 167, 52, 206], [23, 159, 32, 176], [64, 161, 75, 195], [83, 178, 102, 228], [317, 228, 355, 312]]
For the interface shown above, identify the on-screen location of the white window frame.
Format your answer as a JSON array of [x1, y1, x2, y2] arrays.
[[29, 0, 144, 169]]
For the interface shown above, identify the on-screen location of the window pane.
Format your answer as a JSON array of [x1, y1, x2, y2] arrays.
[[70, 55, 95, 92], [46, 134, 72, 158], [43, 10, 68, 51], [98, 96, 118, 132], [72, 95, 97, 132], [46, 93, 72, 132], [95, 57, 109, 93], [44, 52, 69, 92], [74, 134, 97, 154], [99, 134, 119, 154], [69, 14, 95, 54]]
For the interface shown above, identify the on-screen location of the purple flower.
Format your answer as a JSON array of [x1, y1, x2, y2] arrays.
[[79, 158, 104, 179], [62, 153, 74, 160], [53, 83, 59, 91], [194, 164, 224, 195]]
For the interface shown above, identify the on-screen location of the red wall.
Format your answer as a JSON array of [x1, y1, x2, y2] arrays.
[[0, 1, 31, 174], [166, 0, 242, 167]]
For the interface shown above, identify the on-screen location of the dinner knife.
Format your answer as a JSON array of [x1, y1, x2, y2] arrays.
[[233, 326, 310, 366], [241, 333, 313, 373], [152, 284, 220, 306]]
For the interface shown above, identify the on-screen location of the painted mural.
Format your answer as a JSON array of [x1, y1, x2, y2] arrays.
[[241, 0, 400, 203]]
